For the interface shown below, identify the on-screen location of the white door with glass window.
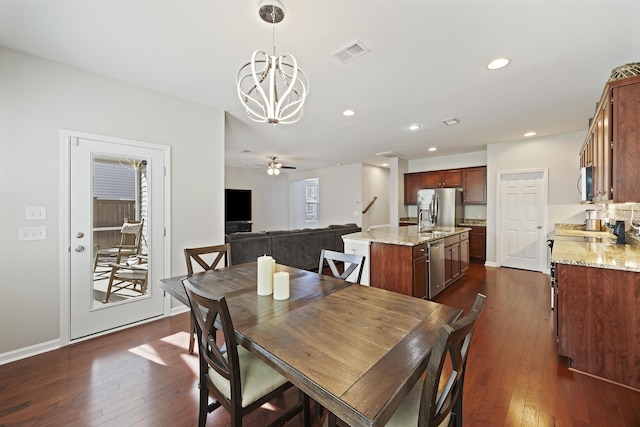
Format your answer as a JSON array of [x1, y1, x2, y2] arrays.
[[65, 131, 167, 340], [498, 170, 547, 272]]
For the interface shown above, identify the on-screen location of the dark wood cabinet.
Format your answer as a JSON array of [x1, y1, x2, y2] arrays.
[[444, 235, 461, 286], [412, 246, 428, 299], [580, 75, 640, 203], [460, 234, 469, 274], [404, 173, 427, 205], [556, 262, 640, 389], [369, 242, 428, 298], [468, 226, 486, 263], [462, 167, 487, 204], [404, 167, 485, 205]]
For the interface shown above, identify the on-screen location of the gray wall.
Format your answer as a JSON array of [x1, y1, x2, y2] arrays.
[[0, 47, 225, 357]]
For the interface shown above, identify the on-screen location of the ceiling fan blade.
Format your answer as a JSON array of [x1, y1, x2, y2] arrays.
[[281, 165, 296, 169]]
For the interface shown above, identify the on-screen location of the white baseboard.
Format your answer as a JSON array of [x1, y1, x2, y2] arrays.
[[0, 339, 60, 366], [170, 305, 189, 316], [484, 261, 498, 268]]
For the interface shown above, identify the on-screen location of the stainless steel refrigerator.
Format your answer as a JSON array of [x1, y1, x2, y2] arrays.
[[417, 188, 463, 228]]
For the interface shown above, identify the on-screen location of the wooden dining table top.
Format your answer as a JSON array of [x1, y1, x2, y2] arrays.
[[160, 262, 462, 427]]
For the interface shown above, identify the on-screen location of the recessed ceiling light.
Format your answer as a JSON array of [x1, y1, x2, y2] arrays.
[[524, 131, 536, 137], [487, 58, 510, 70], [408, 124, 421, 131], [343, 109, 355, 116], [382, 163, 388, 167], [442, 118, 459, 126], [428, 147, 437, 152]]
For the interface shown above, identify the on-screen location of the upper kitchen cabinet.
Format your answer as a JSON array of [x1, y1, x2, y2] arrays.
[[404, 169, 461, 204], [404, 172, 428, 205], [580, 74, 640, 203], [462, 166, 487, 204], [404, 167, 485, 205]]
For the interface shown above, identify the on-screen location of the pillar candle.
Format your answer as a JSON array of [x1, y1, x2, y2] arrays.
[[257, 255, 273, 295], [273, 271, 290, 300]]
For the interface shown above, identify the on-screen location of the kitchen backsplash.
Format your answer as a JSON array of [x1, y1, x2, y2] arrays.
[[593, 203, 640, 236]]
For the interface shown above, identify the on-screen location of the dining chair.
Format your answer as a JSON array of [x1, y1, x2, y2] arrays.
[[184, 243, 232, 353], [184, 243, 232, 277], [318, 249, 366, 284], [94, 219, 144, 280], [182, 278, 310, 427], [329, 293, 487, 427]]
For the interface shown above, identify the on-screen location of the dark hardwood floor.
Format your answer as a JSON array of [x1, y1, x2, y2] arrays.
[[0, 264, 638, 426]]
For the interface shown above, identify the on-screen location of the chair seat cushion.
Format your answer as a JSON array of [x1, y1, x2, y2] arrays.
[[209, 345, 289, 408], [384, 380, 451, 427]]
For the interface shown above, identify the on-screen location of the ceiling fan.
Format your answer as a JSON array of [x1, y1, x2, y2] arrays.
[[265, 156, 296, 176]]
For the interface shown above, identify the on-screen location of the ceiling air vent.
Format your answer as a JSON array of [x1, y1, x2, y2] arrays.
[[375, 151, 401, 158], [331, 40, 370, 64]]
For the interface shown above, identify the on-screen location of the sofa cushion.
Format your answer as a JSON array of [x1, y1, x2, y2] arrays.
[[227, 233, 272, 265], [271, 229, 337, 271], [228, 232, 268, 240]]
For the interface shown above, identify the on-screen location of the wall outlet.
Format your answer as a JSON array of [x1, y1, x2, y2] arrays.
[[18, 226, 47, 240], [26, 206, 47, 220]]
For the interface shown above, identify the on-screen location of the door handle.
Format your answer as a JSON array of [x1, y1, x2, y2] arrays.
[[537, 225, 542, 229], [75, 245, 85, 252], [76, 232, 84, 238]]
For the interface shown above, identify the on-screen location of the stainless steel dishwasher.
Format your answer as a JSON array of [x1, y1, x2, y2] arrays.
[[428, 239, 445, 299]]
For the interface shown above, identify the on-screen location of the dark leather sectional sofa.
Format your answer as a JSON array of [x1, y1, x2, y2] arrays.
[[226, 223, 361, 271]]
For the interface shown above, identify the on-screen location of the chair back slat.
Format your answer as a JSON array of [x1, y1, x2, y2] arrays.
[[419, 293, 486, 427], [184, 244, 232, 277], [182, 279, 242, 404], [318, 249, 366, 284]]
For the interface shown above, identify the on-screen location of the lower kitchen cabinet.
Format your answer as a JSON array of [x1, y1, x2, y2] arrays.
[[444, 236, 460, 285], [369, 242, 428, 298], [460, 234, 469, 274], [468, 226, 486, 263], [555, 262, 640, 390]]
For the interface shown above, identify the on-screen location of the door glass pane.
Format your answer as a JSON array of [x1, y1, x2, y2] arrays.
[[92, 155, 150, 309]]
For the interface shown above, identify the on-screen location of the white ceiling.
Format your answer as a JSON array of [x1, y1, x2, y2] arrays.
[[1, 0, 638, 171]]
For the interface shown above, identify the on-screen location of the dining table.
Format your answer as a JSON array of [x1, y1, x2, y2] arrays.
[[159, 262, 462, 427]]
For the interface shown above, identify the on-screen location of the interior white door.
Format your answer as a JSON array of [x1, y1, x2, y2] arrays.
[[499, 170, 546, 272], [69, 134, 166, 340]]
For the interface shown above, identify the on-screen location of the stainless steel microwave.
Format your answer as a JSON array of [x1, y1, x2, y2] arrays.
[[581, 166, 593, 202]]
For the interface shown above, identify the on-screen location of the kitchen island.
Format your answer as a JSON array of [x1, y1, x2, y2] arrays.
[[342, 225, 470, 299], [551, 225, 640, 390]]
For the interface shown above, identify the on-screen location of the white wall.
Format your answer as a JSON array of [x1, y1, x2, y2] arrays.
[[486, 131, 587, 264], [0, 47, 225, 356], [225, 166, 289, 231], [362, 165, 390, 230], [409, 151, 487, 173], [289, 164, 363, 227]]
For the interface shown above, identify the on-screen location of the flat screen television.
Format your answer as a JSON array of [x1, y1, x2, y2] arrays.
[[225, 189, 252, 222]]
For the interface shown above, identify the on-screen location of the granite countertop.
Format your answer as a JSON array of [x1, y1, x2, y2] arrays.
[[552, 224, 640, 272], [342, 225, 471, 246], [458, 219, 486, 227]]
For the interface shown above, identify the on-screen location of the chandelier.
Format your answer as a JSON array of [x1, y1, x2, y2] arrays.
[[236, 0, 309, 125]]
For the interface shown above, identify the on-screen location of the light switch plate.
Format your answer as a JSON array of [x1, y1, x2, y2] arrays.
[[26, 206, 47, 220], [18, 226, 47, 240]]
